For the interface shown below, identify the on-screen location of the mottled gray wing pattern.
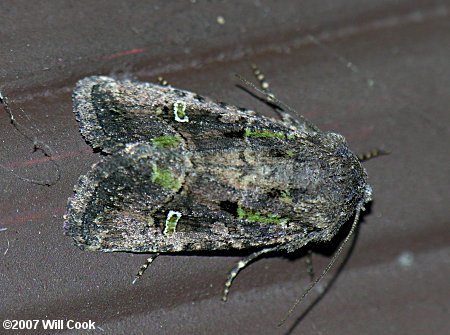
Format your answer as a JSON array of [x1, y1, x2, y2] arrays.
[[73, 76, 298, 152], [67, 76, 370, 254]]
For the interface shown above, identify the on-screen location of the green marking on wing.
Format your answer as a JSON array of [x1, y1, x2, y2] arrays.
[[151, 135, 181, 148], [151, 164, 181, 191], [173, 101, 189, 122], [244, 128, 286, 139], [164, 210, 181, 236], [279, 190, 293, 205], [237, 205, 288, 226]]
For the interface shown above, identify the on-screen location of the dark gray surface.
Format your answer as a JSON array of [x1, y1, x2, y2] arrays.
[[1, 1, 449, 334]]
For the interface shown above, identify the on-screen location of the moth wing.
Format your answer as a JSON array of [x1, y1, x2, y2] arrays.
[[73, 76, 181, 153], [64, 142, 190, 251], [73, 76, 302, 154], [64, 142, 306, 253]]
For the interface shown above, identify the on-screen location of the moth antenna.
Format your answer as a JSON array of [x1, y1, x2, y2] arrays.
[[278, 203, 363, 326], [0, 94, 61, 186]]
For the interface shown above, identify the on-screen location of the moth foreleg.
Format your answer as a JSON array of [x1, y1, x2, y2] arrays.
[[250, 64, 313, 130], [222, 246, 279, 301], [357, 148, 390, 162], [305, 249, 315, 282], [157, 76, 170, 87], [251, 64, 275, 100], [132, 253, 160, 284]]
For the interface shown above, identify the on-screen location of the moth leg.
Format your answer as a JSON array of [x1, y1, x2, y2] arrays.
[[357, 148, 390, 162], [132, 253, 160, 284], [251, 64, 275, 100], [305, 249, 315, 282], [157, 76, 169, 87], [251, 64, 289, 121], [222, 246, 279, 301], [250, 64, 315, 130]]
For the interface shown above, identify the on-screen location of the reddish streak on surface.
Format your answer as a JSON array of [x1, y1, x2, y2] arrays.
[[302, 110, 318, 119], [346, 126, 374, 142], [104, 48, 146, 60], [0, 207, 66, 226], [3, 148, 92, 169]]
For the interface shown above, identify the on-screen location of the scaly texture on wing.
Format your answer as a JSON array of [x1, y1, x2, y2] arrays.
[[67, 76, 371, 254]]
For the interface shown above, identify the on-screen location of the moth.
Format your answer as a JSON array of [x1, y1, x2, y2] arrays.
[[64, 68, 373, 319]]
